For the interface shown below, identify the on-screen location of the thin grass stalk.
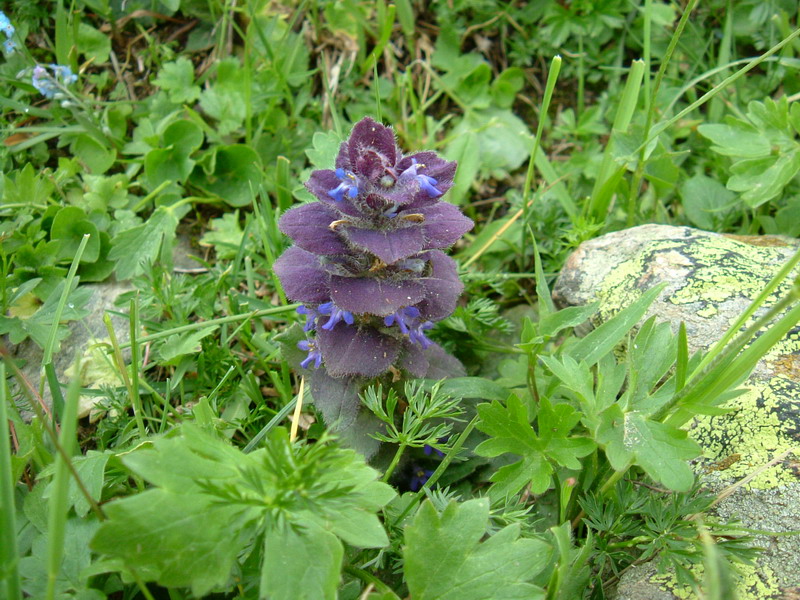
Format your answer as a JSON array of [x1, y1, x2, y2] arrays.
[[696, 244, 800, 374], [45, 358, 81, 600], [129, 297, 145, 437], [103, 313, 146, 438], [643, 26, 800, 150], [0, 351, 105, 520], [520, 55, 562, 269], [588, 60, 645, 220], [42, 234, 90, 366], [0, 364, 22, 600], [625, 0, 700, 225]]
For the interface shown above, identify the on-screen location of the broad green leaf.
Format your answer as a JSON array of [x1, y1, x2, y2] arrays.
[[680, 174, 735, 230], [109, 203, 187, 280], [595, 409, 699, 491], [306, 130, 342, 168], [77, 22, 111, 63], [697, 122, 769, 158], [538, 302, 598, 339], [40, 451, 109, 518], [71, 134, 115, 174], [475, 396, 595, 496], [50, 206, 101, 263], [260, 523, 342, 600], [404, 499, 550, 600], [157, 326, 216, 364], [91, 426, 394, 595], [144, 120, 203, 188], [191, 144, 263, 207], [91, 488, 257, 596]]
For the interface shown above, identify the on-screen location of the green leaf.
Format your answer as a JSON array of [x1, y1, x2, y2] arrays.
[[50, 206, 100, 263], [680, 174, 735, 230], [153, 57, 200, 104], [306, 130, 342, 168], [77, 22, 111, 63], [191, 145, 263, 207], [435, 377, 510, 402], [404, 498, 550, 600], [475, 396, 596, 496], [109, 203, 187, 280], [199, 211, 246, 259], [70, 134, 115, 174], [91, 487, 256, 595], [144, 120, 204, 188], [157, 326, 216, 364], [260, 523, 342, 600], [568, 283, 665, 367], [596, 409, 700, 491], [91, 426, 394, 595], [697, 122, 769, 158]]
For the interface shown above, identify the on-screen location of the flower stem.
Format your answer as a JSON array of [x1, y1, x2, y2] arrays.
[[382, 442, 407, 483]]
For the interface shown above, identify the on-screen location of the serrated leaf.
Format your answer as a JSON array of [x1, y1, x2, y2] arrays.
[[109, 203, 188, 280], [475, 396, 595, 496], [91, 426, 394, 595], [404, 499, 549, 600], [595, 409, 699, 491], [153, 57, 200, 104]]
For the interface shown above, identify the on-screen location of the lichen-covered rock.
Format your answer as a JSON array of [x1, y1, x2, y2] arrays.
[[553, 224, 800, 599]]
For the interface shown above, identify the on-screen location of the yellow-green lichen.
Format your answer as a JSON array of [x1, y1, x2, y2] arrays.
[[649, 560, 782, 599]]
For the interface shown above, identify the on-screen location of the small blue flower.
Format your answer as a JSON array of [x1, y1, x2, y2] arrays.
[[385, 306, 434, 348], [298, 339, 323, 369], [327, 168, 359, 202], [0, 11, 14, 38], [32, 64, 78, 99], [409, 466, 434, 491], [296, 305, 320, 332], [318, 301, 354, 331], [401, 159, 442, 198], [50, 64, 78, 85], [422, 437, 448, 458], [3, 38, 15, 54], [384, 306, 420, 335]]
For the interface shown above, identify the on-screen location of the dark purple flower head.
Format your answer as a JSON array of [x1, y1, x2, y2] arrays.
[[276, 117, 473, 380]]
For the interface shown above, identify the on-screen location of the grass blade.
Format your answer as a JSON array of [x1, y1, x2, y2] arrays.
[[0, 364, 22, 600]]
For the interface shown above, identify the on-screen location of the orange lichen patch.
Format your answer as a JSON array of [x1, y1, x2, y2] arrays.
[[768, 354, 800, 380], [723, 234, 797, 248]]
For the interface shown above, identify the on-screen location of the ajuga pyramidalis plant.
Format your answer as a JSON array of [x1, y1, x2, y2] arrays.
[[275, 118, 473, 451]]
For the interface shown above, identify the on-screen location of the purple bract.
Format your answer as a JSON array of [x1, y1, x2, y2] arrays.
[[276, 117, 473, 379]]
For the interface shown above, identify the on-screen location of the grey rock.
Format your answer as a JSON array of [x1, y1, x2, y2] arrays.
[[554, 224, 800, 599]]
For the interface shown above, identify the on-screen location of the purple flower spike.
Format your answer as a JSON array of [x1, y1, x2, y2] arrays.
[[276, 117, 472, 386], [298, 339, 323, 369], [328, 168, 359, 202], [318, 301, 355, 331]]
